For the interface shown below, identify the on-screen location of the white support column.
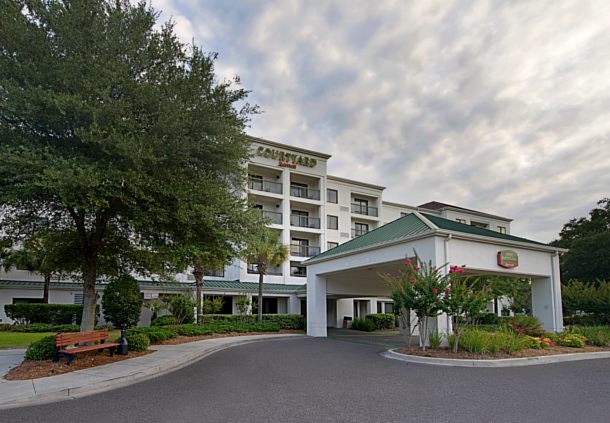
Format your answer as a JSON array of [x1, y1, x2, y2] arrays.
[[288, 294, 301, 315], [532, 253, 564, 332], [307, 273, 327, 337], [367, 299, 378, 316], [281, 169, 292, 282]]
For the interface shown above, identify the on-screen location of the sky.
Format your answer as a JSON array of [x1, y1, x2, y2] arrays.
[[150, 0, 610, 242]]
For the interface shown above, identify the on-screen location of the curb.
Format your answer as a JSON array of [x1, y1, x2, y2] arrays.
[[0, 334, 302, 410], [381, 348, 610, 367]]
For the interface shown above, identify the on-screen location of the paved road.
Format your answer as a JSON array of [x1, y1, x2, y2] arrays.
[[1, 337, 610, 423]]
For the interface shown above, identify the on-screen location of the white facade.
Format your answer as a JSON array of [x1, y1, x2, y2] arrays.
[[0, 137, 522, 324]]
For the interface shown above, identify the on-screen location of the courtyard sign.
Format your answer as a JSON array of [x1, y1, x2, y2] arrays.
[[255, 146, 317, 168], [497, 250, 519, 269]]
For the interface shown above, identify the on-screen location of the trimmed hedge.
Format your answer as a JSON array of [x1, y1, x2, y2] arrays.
[[351, 318, 376, 332], [200, 314, 304, 330], [11, 324, 80, 333], [365, 313, 396, 329], [128, 327, 178, 343], [24, 335, 57, 360], [151, 315, 175, 326], [4, 304, 83, 325]]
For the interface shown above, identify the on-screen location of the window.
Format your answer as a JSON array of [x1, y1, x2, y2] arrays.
[[248, 174, 263, 191], [327, 215, 338, 230], [205, 268, 225, 277], [12, 298, 44, 304], [327, 189, 338, 203], [497, 226, 507, 234], [291, 238, 310, 257], [290, 182, 308, 198], [456, 218, 467, 224], [327, 241, 338, 250], [291, 264, 307, 277], [353, 222, 369, 237], [470, 221, 489, 229]]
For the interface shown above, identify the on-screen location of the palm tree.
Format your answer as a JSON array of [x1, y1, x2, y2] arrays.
[[246, 230, 289, 322], [3, 235, 63, 303]]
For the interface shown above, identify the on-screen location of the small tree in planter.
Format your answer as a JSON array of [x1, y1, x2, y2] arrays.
[[382, 254, 449, 350], [440, 270, 489, 353], [235, 295, 251, 323], [102, 275, 143, 328]]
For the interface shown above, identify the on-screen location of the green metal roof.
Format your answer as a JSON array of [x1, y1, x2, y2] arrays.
[[308, 213, 433, 261], [307, 211, 550, 262], [422, 213, 547, 246], [0, 279, 305, 293]]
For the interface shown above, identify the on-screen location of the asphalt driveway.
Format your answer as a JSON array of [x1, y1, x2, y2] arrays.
[[1, 336, 609, 423]]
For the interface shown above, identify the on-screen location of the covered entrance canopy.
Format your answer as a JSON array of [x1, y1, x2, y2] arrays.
[[305, 212, 566, 337]]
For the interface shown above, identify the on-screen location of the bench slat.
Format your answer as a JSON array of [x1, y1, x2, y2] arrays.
[[59, 342, 119, 354], [56, 329, 109, 347]]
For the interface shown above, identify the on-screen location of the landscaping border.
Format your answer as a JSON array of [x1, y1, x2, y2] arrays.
[[382, 348, 610, 367]]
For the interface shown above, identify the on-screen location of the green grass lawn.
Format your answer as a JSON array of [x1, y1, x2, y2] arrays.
[[0, 332, 56, 349], [0, 330, 121, 349]]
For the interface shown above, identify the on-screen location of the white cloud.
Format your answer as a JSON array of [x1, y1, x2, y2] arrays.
[[152, 0, 610, 242]]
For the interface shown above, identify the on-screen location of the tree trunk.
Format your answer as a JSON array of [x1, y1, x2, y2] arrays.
[[193, 265, 204, 325], [258, 271, 264, 322], [43, 273, 51, 303], [80, 261, 98, 332]]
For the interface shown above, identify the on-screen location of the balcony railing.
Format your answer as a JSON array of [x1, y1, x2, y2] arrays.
[[290, 244, 321, 257], [351, 203, 378, 217], [247, 264, 282, 276], [290, 185, 320, 201], [290, 267, 307, 277], [248, 177, 282, 194], [262, 210, 282, 224], [290, 214, 321, 229], [352, 228, 369, 238]]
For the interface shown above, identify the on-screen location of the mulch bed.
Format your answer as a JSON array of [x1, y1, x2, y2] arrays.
[[4, 330, 304, 381], [395, 345, 610, 360], [4, 350, 154, 381]]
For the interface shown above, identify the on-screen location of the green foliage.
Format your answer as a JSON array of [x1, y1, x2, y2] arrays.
[[151, 315, 175, 327], [245, 228, 290, 322], [166, 294, 196, 325], [458, 329, 530, 355], [351, 318, 376, 332], [478, 313, 501, 325], [459, 329, 488, 353], [557, 333, 586, 348], [503, 316, 544, 337], [484, 277, 531, 315], [365, 313, 396, 329], [562, 280, 610, 324], [0, 0, 259, 332], [101, 275, 143, 328], [0, 323, 12, 332], [428, 331, 442, 349], [10, 324, 80, 333], [4, 304, 83, 325], [552, 199, 610, 282], [125, 332, 150, 352], [24, 335, 57, 360], [199, 314, 304, 330], [203, 297, 225, 315], [568, 327, 610, 346], [174, 324, 213, 336], [128, 327, 178, 343]]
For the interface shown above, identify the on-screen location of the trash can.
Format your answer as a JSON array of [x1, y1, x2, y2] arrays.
[[342, 316, 352, 329]]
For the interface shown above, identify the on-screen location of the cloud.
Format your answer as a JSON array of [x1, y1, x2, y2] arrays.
[[152, 0, 610, 242]]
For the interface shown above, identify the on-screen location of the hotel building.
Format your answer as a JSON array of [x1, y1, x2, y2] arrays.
[[0, 137, 513, 326]]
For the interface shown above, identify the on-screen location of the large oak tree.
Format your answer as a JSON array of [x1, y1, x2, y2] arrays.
[[0, 0, 259, 330]]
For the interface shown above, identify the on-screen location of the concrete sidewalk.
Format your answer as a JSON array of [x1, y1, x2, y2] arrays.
[[0, 333, 302, 410], [0, 349, 25, 378]]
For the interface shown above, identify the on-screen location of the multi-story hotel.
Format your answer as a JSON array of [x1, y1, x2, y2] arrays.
[[0, 136, 513, 325]]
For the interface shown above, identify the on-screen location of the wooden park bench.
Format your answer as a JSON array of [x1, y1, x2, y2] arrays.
[[53, 329, 120, 365]]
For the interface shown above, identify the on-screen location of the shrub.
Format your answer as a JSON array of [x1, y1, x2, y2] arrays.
[[0, 323, 12, 332], [459, 329, 487, 353], [125, 332, 150, 352], [569, 326, 610, 346], [351, 318, 376, 332], [365, 313, 396, 329], [175, 324, 213, 337], [128, 327, 178, 343], [4, 304, 83, 325], [428, 331, 442, 349], [24, 335, 57, 360], [151, 315, 175, 327], [200, 314, 304, 330], [500, 333, 530, 354], [102, 275, 143, 328], [503, 316, 544, 337], [569, 314, 610, 327], [478, 313, 501, 325], [558, 333, 586, 348], [166, 294, 196, 325], [11, 324, 80, 333], [203, 297, 224, 315]]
